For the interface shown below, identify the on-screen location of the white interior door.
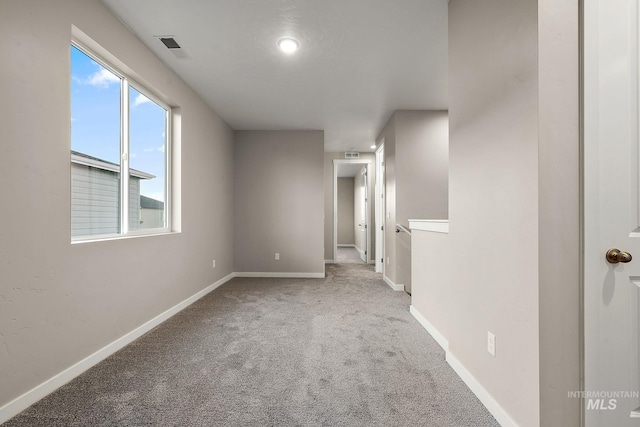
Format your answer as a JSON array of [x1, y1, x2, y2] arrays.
[[584, 0, 640, 424], [375, 144, 385, 273]]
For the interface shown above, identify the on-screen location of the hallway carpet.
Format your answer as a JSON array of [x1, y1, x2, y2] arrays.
[[336, 246, 365, 264], [5, 264, 499, 426]]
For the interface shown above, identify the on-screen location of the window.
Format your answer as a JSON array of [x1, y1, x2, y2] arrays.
[[70, 43, 170, 240]]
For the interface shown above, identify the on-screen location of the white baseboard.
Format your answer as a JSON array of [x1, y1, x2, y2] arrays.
[[324, 259, 335, 264], [383, 275, 405, 291], [410, 305, 517, 427], [0, 272, 235, 425], [409, 305, 449, 351], [446, 353, 518, 427], [233, 272, 325, 279], [337, 244, 355, 248]]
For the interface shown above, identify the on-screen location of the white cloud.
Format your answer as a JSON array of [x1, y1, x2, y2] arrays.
[[143, 148, 155, 153], [130, 153, 138, 159], [83, 68, 120, 88], [157, 145, 165, 153], [133, 93, 151, 107]]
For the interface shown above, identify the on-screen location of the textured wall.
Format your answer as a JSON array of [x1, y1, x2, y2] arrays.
[[395, 110, 449, 291], [233, 131, 324, 274], [0, 0, 234, 411], [376, 110, 448, 290], [411, 0, 540, 425]]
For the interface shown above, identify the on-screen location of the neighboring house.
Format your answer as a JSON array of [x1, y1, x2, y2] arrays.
[[70, 151, 157, 237], [139, 195, 165, 229]]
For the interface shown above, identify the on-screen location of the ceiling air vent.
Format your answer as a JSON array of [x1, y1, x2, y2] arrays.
[[155, 35, 190, 59], [159, 37, 181, 49], [345, 152, 360, 159]]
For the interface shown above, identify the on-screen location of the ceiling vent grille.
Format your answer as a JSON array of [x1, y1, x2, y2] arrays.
[[159, 37, 181, 49], [155, 35, 190, 59], [345, 152, 360, 159]]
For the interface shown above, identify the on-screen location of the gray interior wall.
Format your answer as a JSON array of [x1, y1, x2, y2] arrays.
[[0, 0, 234, 410], [395, 110, 449, 291], [538, 0, 581, 424], [337, 178, 355, 245], [411, 1, 540, 425], [234, 131, 324, 274], [376, 111, 448, 289], [353, 167, 366, 254], [323, 152, 342, 260]]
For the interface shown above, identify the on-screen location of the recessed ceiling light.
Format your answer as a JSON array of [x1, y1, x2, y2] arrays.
[[370, 144, 376, 149], [278, 38, 299, 54]]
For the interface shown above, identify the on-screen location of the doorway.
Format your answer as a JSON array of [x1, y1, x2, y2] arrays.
[[333, 159, 372, 264], [584, 0, 640, 424], [375, 142, 385, 273]]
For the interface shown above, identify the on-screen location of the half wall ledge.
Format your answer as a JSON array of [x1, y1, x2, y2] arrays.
[[408, 219, 449, 234]]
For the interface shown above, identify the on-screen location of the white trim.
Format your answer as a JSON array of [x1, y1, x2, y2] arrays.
[[410, 305, 517, 427], [337, 244, 356, 248], [324, 259, 335, 264], [409, 305, 449, 351], [408, 219, 449, 234], [446, 353, 519, 427], [233, 272, 325, 279], [383, 275, 404, 291], [0, 272, 235, 424]]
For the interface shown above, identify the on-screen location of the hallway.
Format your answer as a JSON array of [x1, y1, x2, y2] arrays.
[[336, 247, 366, 264]]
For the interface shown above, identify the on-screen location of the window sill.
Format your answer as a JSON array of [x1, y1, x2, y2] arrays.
[[71, 230, 179, 245]]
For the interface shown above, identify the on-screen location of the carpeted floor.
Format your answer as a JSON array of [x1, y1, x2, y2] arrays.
[[4, 263, 499, 426], [336, 247, 365, 264]]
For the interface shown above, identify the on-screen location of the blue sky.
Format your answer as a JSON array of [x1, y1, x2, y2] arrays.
[[71, 46, 166, 202]]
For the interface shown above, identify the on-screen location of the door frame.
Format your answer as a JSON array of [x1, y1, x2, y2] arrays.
[[375, 142, 385, 273], [333, 159, 372, 264]]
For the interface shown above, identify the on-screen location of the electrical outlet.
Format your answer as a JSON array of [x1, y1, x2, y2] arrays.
[[487, 332, 496, 356], [212, 259, 216, 268], [275, 252, 280, 260]]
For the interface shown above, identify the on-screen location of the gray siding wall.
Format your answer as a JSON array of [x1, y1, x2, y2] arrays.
[[129, 178, 140, 231], [71, 163, 141, 237]]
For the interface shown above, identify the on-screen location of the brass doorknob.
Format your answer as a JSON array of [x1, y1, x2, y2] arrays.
[[606, 248, 633, 264]]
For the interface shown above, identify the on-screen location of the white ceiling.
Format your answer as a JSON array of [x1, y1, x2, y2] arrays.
[[100, 0, 448, 152]]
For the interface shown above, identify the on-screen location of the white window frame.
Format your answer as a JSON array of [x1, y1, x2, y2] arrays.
[[71, 40, 172, 243]]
